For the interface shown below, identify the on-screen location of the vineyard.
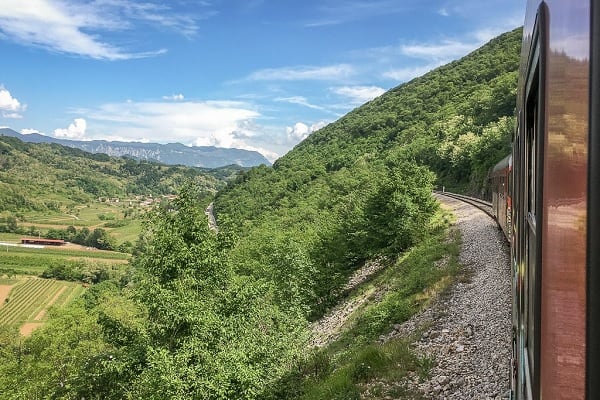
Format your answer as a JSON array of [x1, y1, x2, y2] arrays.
[[0, 277, 84, 334]]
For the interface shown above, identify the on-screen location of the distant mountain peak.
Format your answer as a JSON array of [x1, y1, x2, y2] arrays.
[[0, 128, 270, 168]]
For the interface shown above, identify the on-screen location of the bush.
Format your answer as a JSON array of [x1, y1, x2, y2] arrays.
[[41, 261, 113, 284], [98, 213, 116, 221], [41, 262, 83, 281], [349, 346, 390, 382], [104, 219, 129, 228]]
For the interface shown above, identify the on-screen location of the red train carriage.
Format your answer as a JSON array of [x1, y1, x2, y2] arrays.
[[510, 0, 600, 398], [490, 154, 512, 239]]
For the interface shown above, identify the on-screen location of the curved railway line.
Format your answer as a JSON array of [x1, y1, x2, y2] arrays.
[[434, 191, 493, 219]]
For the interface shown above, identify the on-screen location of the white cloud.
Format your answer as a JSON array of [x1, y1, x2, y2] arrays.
[[275, 96, 326, 111], [245, 64, 355, 81], [286, 122, 310, 141], [21, 128, 40, 134], [332, 86, 386, 104], [91, 0, 207, 38], [438, 8, 450, 17], [54, 118, 87, 139], [73, 99, 282, 157], [286, 121, 327, 141], [65, 99, 335, 161], [0, 0, 208, 60], [311, 121, 329, 132], [163, 94, 185, 101], [355, 37, 475, 69], [0, 86, 26, 118], [401, 40, 476, 61], [2, 112, 22, 119], [473, 28, 509, 43], [0, 87, 23, 111], [50, 100, 330, 162]]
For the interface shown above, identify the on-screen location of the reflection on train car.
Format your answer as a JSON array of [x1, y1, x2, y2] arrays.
[[504, 0, 599, 399]]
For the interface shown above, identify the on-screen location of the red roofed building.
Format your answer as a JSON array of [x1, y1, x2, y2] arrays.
[[21, 238, 66, 246]]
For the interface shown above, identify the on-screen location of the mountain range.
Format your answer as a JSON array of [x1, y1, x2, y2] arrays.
[[0, 128, 270, 168]]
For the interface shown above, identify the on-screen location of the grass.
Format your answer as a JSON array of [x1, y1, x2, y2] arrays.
[[0, 233, 23, 241], [108, 219, 143, 244], [0, 244, 128, 275], [276, 206, 462, 399]]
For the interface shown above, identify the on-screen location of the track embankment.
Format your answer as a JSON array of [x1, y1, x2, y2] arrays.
[[400, 193, 511, 399]]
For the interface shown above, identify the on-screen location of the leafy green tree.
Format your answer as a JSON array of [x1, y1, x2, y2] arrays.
[[88, 228, 116, 250], [123, 184, 306, 399], [361, 157, 438, 254], [0, 303, 111, 399]]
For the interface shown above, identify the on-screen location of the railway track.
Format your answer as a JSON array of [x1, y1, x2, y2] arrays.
[[434, 191, 494, 219]]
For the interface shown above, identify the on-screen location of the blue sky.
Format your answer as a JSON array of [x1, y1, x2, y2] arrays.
[[0, 0, 524, 161]]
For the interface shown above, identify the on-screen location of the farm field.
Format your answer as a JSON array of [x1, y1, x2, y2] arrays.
[[0, 276, 85, 335], [0, 241, 129, 275], [8, 199, 149, 245]]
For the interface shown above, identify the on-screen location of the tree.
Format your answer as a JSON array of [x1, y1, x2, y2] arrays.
[[362, 157, 437, 254], [124, 183, 306, 399]]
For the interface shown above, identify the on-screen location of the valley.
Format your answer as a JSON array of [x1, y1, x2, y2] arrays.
[[0, 137, 237, 336], [0, 27, 521, 399]]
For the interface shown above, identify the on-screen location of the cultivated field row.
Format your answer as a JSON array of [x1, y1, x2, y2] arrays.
[[0, 277, 84, 326]]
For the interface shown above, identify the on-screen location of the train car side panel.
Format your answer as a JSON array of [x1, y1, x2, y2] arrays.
[[539, 1, 589, 399], [511, 0, 597, 400], [515, 1, 590, 398]]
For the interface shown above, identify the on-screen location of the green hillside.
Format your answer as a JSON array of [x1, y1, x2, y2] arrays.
[[0, 135, 232, 213], [214, 28, 520, 316], [0, 136, 240, 252], [0, 29, 521, 399]]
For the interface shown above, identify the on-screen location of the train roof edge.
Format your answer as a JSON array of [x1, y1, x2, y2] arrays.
[[492, 154, 512, 172]]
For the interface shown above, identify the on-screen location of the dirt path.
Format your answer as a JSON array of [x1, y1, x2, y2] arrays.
[[0, 283, 15, 307], [309, 257, 387, 347], [205, 202, 218, 232], [20, 322, 43, 336]]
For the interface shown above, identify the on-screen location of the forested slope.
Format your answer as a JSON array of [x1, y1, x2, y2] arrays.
[[215, 28, 521, 317]]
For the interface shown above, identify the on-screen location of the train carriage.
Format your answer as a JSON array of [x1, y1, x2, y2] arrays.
[[509, 0, 600, 398], [490, 154, 512, 239]]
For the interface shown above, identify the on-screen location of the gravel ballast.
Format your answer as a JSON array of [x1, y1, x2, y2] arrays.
[[399, 194, 512, 399]]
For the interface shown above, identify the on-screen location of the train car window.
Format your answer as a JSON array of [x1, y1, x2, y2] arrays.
[[527, 106, 536, 220], [524, 69, 539, 400]]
